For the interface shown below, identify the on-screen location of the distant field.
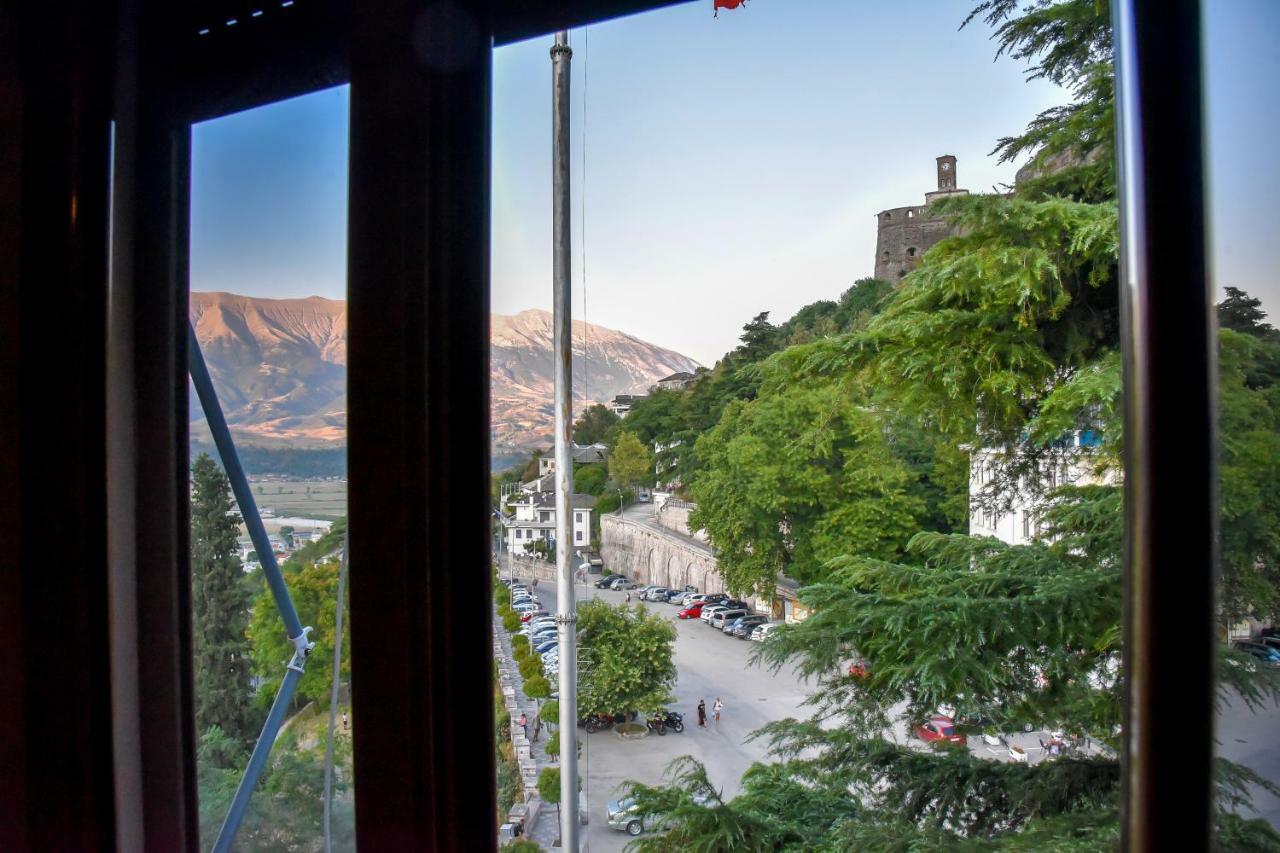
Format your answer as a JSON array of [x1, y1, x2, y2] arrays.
[[249, 478, 348, 521]]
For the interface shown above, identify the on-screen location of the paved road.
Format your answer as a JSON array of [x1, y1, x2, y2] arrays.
[[1218, 692, 1280, 828], [574, 584, 810, 852]]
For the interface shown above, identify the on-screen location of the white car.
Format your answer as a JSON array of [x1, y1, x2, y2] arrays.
[[700, 605, 728, 623], [750, 623, 779, 642]]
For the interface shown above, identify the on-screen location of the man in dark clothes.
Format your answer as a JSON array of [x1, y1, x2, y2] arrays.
[[697, 699, 707, 728]]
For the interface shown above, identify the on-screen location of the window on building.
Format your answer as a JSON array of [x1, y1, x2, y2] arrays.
[[575, 531, 583, 542]]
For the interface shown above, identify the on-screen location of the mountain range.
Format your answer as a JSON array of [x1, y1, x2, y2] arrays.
[[189, 292, 698, 459]]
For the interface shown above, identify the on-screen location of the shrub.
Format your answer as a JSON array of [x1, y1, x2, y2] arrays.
[[502, 611, 522, 633], [524, 675, 551, 701], [518, 656, 542, 682], [540, 699, 559, 726], [545, 731, 560, 758]]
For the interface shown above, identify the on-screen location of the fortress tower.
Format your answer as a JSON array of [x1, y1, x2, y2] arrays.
[[874, 154, 969, 282]]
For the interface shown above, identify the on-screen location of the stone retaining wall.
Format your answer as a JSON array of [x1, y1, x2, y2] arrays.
[[600, 515, 724, 595]]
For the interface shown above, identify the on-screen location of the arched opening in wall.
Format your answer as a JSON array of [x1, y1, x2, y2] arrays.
[[686, 563, 698, 592], [666, 554, 680, 589], [907, 209, 915, 218], [907, 247, 917, 257], [649, 547, 662, 585], [883, 212, 891, 220], [641, 548, 654, 584]]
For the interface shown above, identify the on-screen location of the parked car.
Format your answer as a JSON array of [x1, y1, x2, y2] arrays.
[[535, 640, 558, 654], [607, 793, 713, 836], [710, 609, 746, 629], [665, 589, 687, 603], [520, 610, 549, 623], [622, 580, 643, 590], [513, 602, 541, 614], [914, 715, 966, 746], [1232, 640, 1280, 668], [728, 615, 769, 637], [750, 623, 779, 642], [722, 599, 749, 611], [645, 587, 670, 602], [595, 575, 622, 589], [678, 603, 704, 619], [700, 605, 729, 623]]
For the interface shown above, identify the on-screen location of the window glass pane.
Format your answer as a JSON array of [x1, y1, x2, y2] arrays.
[[490, 2, 1146, 848], [1205, 0, 1280, 835], [189, 86, 355, 851]]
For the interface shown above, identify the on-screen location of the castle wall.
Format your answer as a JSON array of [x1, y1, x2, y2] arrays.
[[873, 204, 956, 282]]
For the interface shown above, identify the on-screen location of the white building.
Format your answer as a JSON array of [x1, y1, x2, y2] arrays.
[[968, 431, 1111, 546], [606, 394, 644, 417], [653, 371, 695, 392], [503, 489, 596, 553]]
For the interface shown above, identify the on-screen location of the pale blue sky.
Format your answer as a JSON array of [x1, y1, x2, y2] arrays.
[[191, 0, 1280, 367]]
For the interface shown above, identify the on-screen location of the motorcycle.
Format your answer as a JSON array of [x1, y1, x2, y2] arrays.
[[646, 714, 668, 736], [580, 713, 614, 733], [661, 710, 685, 733]]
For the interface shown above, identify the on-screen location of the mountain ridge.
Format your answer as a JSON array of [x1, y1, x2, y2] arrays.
[[189, 292, 699, 455]]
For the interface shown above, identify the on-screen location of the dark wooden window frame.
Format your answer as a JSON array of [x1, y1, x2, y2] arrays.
[[0, 1, 1213, 849]]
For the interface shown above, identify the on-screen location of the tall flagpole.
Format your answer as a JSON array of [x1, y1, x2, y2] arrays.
[[551, 29, 581, 849]]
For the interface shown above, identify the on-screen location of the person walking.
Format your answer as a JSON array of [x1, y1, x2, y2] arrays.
[[697, 699, 707, 728], [713, 697, 723, 724], [625, 591, 631, 603], [518, 712, 528, 739], [533, 713, 542, 743]]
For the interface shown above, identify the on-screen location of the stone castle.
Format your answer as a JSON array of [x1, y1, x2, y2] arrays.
[[874, 155, 969, 282]]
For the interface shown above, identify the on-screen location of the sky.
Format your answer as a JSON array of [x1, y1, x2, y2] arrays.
[[191, 0, 1280, 368]]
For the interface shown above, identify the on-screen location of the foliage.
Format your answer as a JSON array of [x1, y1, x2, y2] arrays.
[[538, 767, 562, 825], [248, 539, 351, 709], [503, 610, 524, 633], [524, 675, 552, 701], [574, 403, 622, 446], [575, 463, 608, 496], [197, 722, 354, 852], [609, 432, 652, 490], [576, 600, 677, 718], [545, 731, 560, 758], [540, 699, 559, 726], [191, 454, 256, 744], [690, 379, 926, 594]]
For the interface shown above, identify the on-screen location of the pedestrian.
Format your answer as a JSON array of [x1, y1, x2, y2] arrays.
[[713, 697, 723, 724], [697, 699, 707, 728], [533, 713, 542, 742], [625, 591, 631, 603], [518, 711, 528, 739]]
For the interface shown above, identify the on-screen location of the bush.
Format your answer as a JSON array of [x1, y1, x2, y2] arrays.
[[511, 634, 530, 655], [545, 731, 560, 757], [501, 840, 544, 852], [518, 656, 542, 682], [524, 675, 551, 701], [502, 611, 522, 633], [540, 699, 559, 726]]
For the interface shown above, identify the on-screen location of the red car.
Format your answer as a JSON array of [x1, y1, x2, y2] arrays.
[[915, 715, 966, 746], [678, 603, 704, 619], [520, 610, 549, 623]]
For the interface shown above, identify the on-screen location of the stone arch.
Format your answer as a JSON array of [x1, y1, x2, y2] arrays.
[[686, 562, 698, 592], [648, 545, 663, 585], [665, 554, 679, 588]]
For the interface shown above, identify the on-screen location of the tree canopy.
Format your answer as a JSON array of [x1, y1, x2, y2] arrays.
[[576, 600, 677, 718], [191, 453, 256, 744], [609, 432, 652, 491]]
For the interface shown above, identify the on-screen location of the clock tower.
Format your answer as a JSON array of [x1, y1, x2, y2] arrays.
[[937, 154, 957, 191]]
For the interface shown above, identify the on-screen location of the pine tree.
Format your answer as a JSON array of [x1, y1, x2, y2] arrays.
[[191, 453, 255, 743]]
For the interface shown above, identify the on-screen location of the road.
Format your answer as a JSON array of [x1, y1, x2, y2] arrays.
[[574, 584, 811, 852]]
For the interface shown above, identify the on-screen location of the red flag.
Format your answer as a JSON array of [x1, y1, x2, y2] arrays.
[[714, 0, 746, 17]]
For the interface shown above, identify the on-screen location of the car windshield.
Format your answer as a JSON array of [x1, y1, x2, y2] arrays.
[[941, 726, 955, 736]]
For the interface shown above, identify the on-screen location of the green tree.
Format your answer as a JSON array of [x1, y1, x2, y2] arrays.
[[538, 767, 562, 828], [573, 403, 622, 446], [191, 453, 255, 743], [576, 600, 676, 718], [608, 432, 652, 493], [690, 380, 926, 594], [248, 521, 350, 709], [574, 463, 608, 497], [524, 674, 552, 702]]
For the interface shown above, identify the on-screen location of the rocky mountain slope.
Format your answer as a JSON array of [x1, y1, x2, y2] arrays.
[[189, 293, 698, 454]]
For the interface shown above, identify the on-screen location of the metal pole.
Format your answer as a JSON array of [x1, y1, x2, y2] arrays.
[[189, 324, 315, 851], [551, 28, 580, 850]]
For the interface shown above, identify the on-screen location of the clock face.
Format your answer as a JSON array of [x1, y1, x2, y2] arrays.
[[941, 162, 951, 171]]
